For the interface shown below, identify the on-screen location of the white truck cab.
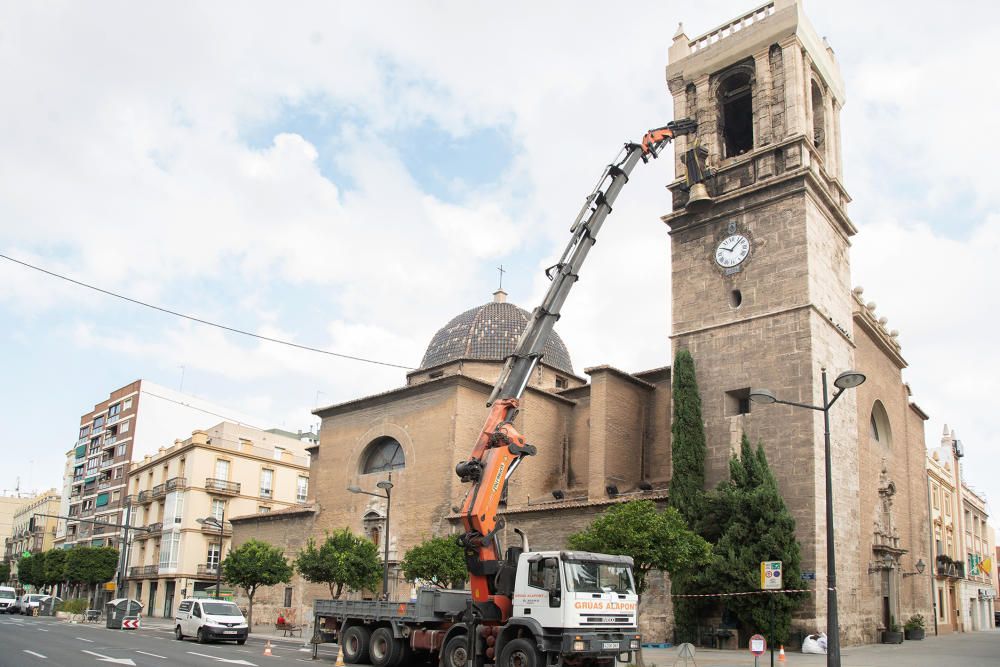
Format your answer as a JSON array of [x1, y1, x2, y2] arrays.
[[174, 598, 248, 644], [0, 586, 17, 613]]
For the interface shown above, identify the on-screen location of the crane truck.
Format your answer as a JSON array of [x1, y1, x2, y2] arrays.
[[311, 118, 702, 667]]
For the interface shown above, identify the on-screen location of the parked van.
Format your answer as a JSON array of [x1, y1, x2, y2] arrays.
[[174, 598, 248, 644], [0, 587, 16, 613], [16, 593, 47, 615]]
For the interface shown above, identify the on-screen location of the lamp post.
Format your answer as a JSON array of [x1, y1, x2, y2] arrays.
[[348, 474, 394, 600], [750, 368, 866, 667], [196, 506, 225, 600]]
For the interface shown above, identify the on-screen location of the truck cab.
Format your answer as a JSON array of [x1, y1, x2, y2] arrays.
[[509, 551, 640, 662]]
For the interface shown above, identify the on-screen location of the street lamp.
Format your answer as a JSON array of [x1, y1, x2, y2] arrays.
[[749, 368, 866, 667], [348, 474, 394, 600], [196, 507, 225, 600]]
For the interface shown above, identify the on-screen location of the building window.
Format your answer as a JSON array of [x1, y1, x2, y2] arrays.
[[717, 67, 754, 158], [811, 80, 826, 150], [938, 589, 945, 619], [869, 401, 892, 448], [116, 443, 126, 458], [360, 437, 405, 474], [260, 469, 274, 499], [555, 376, 568, 389], [725, 388, 751, 416], [211, 499, 226, 522], [214, 459, 230, 481], [207, 543, 221, 569], [283, 587, 293, 607], [296, 477, 308, 503], [93, 415, 105, 428], [932, 485, 939, 509], [258, 506, 271, 514], [272, 447, 284, 461], [108, 403, 121, 422], [79, 425, 91, 439], [119, 420, 129, 433], [123, 398, 132, 410]]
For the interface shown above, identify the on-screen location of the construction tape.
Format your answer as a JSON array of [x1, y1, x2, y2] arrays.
[[671, 589, 812, 598]]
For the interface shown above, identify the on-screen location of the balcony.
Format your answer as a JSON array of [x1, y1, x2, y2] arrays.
[[137, 490, 153, 504], [145, 522, 163, 536], [199, 521, 232, 536], [197, 563, 220, 576], [259, 488, 273, 500], [936, 555, 966, 579], [128, 564, 158, 579], [165, 476, 187, 492], [205, 478, 240, 495], [151, 483, 166, 499]]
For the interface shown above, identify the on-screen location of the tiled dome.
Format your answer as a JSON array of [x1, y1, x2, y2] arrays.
[[419, 290, 574, 374]]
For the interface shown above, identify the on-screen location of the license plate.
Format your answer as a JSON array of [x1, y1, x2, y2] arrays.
[[602, 642, 620, 650], [224, 630, 237, 635]]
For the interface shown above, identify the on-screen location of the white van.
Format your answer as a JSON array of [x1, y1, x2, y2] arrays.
[[0, 587, 16, 613], [174, 598, 248, 644]]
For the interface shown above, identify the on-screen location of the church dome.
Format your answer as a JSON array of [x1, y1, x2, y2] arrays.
[[419, 290, 574, 375]]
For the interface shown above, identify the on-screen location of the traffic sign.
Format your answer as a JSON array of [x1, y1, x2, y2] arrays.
[[121, 617, 141, 630], [760, 560, 782, 590], [749, 633, 767, 656]]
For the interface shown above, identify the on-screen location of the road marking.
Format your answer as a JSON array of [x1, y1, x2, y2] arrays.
[[23, 650, 48, 659], [135, 651, 167, 658], [37, 627, 50, 631], [76, 636, 96, 642], [81, 649, 137, 665], [187, 651, 258, 665]]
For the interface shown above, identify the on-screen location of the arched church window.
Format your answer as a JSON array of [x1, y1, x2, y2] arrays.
[[718, 70, 754, 158], [360, 436, 405, 474], [869, 401, 892, 449], [811, 79, 826, 151]]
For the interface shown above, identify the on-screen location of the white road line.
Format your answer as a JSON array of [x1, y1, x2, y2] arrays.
[[76, 636, 95, 642], [37, 628, 49, 631], [136, 650, 168, 658], [23, 650, 48, 659]]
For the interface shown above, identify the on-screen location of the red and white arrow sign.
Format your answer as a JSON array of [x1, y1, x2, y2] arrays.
[[121, 618, 141, 629]]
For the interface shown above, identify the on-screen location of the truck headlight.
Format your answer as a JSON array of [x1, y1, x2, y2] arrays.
[[572, 640, 586, 651], [630, 640, 640, 649]]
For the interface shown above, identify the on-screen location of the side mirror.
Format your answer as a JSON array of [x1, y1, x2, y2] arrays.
[[548, 590, 561, 608]]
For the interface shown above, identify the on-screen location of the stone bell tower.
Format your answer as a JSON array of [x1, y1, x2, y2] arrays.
[[663, 0, 865, 640]]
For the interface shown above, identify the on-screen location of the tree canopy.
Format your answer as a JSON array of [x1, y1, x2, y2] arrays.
[[567, 500, 711, 594], [17, 552, 46, 590], [64, 546, 119, 586], [295, 529, 381, 599], [42, 549, 67, 588], [401, 536, 466, 589], [0, 561, 10, 584], [668, 348, 707, 526], [223, 539, 292, 627]]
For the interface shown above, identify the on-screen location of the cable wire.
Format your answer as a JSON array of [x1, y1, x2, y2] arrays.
[[0, 253, 415, 370]]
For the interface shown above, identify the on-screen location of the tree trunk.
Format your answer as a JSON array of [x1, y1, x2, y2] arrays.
[[247, 588, 255, 629]]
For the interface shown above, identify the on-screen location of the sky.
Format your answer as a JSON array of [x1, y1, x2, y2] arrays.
[[1, 1, 997, 521]]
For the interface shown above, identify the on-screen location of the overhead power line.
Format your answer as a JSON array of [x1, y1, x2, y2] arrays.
[[0, 253, 415, 370]]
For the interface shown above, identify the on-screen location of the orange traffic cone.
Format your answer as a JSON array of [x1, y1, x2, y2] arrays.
[[263, 640, 273, 657], [334, 645, 346, 667], [778, 645, 786, 662]]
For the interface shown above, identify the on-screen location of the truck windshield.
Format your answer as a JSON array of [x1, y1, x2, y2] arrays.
[[563, 561, 635, 595], [0, 590, 15, 599], [202, 602, 243, 616]]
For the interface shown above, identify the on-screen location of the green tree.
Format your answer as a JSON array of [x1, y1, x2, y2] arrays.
[[567, 500, 711, 594], [401, 536, 466, 589], [18, 552, 46, 590], [698, 434, 807, 645], [0, 561, 10, 584], [295, 529, 381, 599], [668, 348, 707, 526], [223, 540, 292, 627], [43, 549, 67, 589], [64, 547, 119, 604]]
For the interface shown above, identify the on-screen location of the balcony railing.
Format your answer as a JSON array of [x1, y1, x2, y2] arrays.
[[151, 483, 166, 499], [197, 563, 220, 576], [128, 564, 158, 578], [145, 522, 163, 536], [165, 476, 187, 492], [260, 488, 273, 500], [137, 490, 152, 504], [199, 521, 232, 536], [205, 478, 240, 495]]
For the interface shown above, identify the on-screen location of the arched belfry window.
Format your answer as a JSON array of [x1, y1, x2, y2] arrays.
[[360, 436, 405, 474], [811, 79, 826, 151], [717, 69, 754, 158], [869, 401, 892, 449]]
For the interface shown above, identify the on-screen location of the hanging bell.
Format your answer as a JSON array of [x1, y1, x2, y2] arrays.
[[685, 182, 713, 212]]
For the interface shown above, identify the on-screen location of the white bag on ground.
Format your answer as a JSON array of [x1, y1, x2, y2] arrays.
[[801, 632, 828, 654]]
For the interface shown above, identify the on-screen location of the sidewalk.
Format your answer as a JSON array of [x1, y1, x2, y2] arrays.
[[641, 630, 1000, 667]]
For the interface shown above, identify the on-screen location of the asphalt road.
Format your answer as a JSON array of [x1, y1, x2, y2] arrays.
[[0, 614, 342, 667]]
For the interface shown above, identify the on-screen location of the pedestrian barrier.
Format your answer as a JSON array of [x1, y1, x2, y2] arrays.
[[122, 617, 141, 630]]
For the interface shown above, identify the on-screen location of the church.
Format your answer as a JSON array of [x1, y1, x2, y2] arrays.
[[232, 0, 932, 645]]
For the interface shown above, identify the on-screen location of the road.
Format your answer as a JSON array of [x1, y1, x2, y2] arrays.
[[0, 614, 341, 667]]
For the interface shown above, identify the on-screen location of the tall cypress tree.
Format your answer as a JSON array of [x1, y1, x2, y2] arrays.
[[668, 348, 706, 525], [704, 433, 807, 645]]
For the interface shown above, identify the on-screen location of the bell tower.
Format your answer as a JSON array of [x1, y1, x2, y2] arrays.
[[664, 0, 864, 640]]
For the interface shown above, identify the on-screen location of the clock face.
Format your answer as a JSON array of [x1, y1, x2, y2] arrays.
[[715, 234, 751, 268]]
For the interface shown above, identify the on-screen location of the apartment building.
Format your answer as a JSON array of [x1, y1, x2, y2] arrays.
[[3, 489, 61, 586], [0, 495, 31, 570], [59, 380, 266, 552], [927, 426, 996, 633], [124, 423, 309, 618]]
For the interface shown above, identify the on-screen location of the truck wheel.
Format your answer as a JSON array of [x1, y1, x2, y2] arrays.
[[499, 638, 542, 667], [369, 626, 409, 667], [341, 625, 371, 664], [443, 635, 470, 667]]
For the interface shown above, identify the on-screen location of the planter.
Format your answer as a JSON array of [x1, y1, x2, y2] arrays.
[[882, 630, 904, 644], [904, 628, 924, 640]]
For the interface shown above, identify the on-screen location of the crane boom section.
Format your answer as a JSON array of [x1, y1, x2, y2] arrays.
[[456, 121, 695, 610]]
